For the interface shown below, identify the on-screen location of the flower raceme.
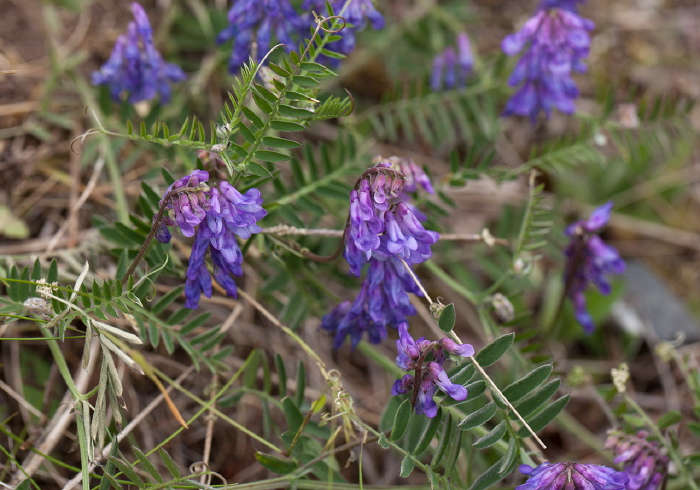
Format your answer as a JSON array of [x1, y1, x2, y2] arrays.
[[517, 462, 629, 489], [156, 170, 266, 308], [216, 0, 306, 74], [431, 33, 474, 92], [501, 0, 594, 122], [321, 158, 439, 349], [564, 202, 625, 333], [391, 323, 474, 418], [92, 3, 186, 103], [605, 430, 668, 490]]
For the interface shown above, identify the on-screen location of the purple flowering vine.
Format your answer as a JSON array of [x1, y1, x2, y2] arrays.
[[564, 202, 625, 333], [431, 33, 474, 92], [605, 430, 668, 490], [517, 462, 629, 489], [156, 170, 266, 308], [92, 3, 186, 103], [391, 323, 474, 418], [501, 0, 594, 122], [321, 158, 439, 349]]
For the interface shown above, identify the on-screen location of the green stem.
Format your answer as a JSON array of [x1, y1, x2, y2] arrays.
[[42, 329, 91, 490]]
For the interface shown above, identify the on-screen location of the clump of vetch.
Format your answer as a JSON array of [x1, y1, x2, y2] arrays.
[[501, 0, 594, 122], [564, 201, 625, 333], [391, 323, 473, 418], [517, 462, 629, 489], [321, 158, 438, 348], [92, 3, 186, 103], [155, 170, 266, 308], [431, 33, 474, 91], [605, 430, 668, 490]]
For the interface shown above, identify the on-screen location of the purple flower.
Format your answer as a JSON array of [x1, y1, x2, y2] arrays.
[[217, 0, 307, 74], [605, 431, 668, 490], [156, 170, 266, 308], [391, 323, 473, 418], [564, 202, 625, 333], [431, 33, 474, 92], [517, 462, 629, 489], [322, 158, 439, 348], [92, 3, 186, 103], [501, 2, 594, 122]]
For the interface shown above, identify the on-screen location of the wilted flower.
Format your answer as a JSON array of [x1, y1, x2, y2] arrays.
[[605, 430, 668, 490], [391, 323, 473, 417], [156, 170, 266, 308], [92, 3, 186, 103], [217, 0, 307, 73], [322, 158, 439, 348], [431, 33, 474, 91], [501, 1, 594, 122], [564, 202, 625, 333], [517, 462, 629, 489]]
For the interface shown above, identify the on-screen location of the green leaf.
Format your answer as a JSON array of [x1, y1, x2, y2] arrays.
[[242, 106, 264, 129], [459, 401, 497, 430], [658, 410, 682, 430], [292, 75, 320, 87], [622, 414, 646, 428], [413, 408, 443, 457], [262, 136, 301, 149], [468, 456, 507, 490], [498, 437, 519, 475], [252, 93, 272, 113], [255, 452, 297, 475], [275, 354, 288, 398], [270, 120, 305, 132], [108, 457, 145, 487], [514, 378, 560, 418], [390, 399, 412, 441], [283, 397, 304, 433], [151, 286, 184, 315], [438, 303, 456, 332], [432, 414, 455, 469], [473, 420, 507, 449], [247, 162, 273, 178], [256, 150, 292, 162], [688, 421, 700, 439], [132, 446, 162, 482], [474, 333, 514, 367], [15, 481, 32, 490], [278, 105, 314, 118], [268, 62, 291, 77], [518, 395, 570, 437], [400, 455, 414, 478], [158, 448, 181, 479], [502, 364, 553, 404], [378, 433, 389, 449]]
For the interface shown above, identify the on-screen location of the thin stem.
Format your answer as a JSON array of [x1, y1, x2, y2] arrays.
[[398, 257, 433, 304]]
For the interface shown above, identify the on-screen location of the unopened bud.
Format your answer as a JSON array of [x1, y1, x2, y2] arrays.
[[567, 365, 590, 387], [490, 293, 514, 323]]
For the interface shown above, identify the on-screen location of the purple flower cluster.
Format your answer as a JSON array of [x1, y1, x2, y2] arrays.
[[431, 33, 474, 92], [605, 431, 668, 490], [322, 158, 439, 349], [564, 202, 625, 333], [217, 0, 384, 73], [391, 323, 474, 417], [517, 462, 629, 489], [501, 0, 594, 122], [217, 0, 306, 74], [92, 3, 186, 104], [156, 170, 266, 308]]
